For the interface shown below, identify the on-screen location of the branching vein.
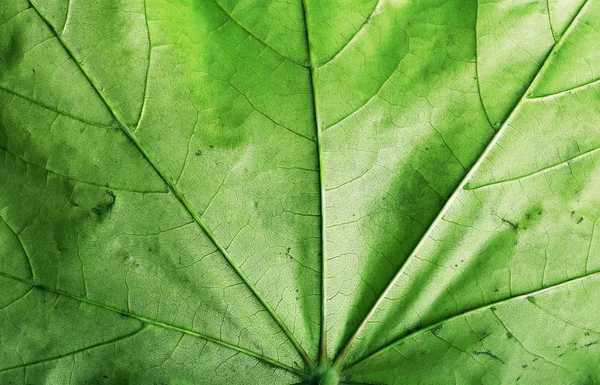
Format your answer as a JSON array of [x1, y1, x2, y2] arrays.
[[0, 272, 306, 377], [343, 270, 600, 371], [27, 0, 314, 373], [332, 0, 592, 369]]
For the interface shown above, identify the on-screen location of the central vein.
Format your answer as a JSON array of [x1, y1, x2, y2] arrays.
[[301, 0, 329, 370]]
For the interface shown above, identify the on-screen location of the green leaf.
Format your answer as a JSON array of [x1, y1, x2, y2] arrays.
[[1, 0, 599, 384]]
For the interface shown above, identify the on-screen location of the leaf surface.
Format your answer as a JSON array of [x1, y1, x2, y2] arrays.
[[1, 0, 600, 384]]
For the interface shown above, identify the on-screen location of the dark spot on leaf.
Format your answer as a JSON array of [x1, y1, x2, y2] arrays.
[[585, 332, 590, 336], [526, 296, 536, 304], [501, 218, 519, 230], [92, 191, 117, 220], [522, 364, 528, 369], [472, 350, 504, 363], [584, 341, 598, 347], [577, 216, 584, 224], [69, 200, 79, 207], [195, 150, 202, 156], [431, 325, 443, 336], [0, 31, 25, 70], [209, 144, 214, 149], [106, 190, 116, 208], [506, 332, 513, 339]]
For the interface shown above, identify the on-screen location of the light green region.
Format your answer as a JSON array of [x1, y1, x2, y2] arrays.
[[1, 0, 599, 383]]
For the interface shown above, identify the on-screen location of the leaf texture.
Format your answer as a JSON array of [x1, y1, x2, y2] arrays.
[[1, 0, 600, 384]]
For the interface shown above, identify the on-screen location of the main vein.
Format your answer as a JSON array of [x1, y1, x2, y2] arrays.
[[332, 0, 591, 369], [342, 270, 600, 372], [28, 1, 314, 372], [0, 272, 305, 377], [301, 0, 328, 368]]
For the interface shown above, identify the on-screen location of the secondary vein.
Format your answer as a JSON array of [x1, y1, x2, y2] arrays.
[[27, 0, 314, 373], [136, 0, 152, 129], [0, 325, 147, 373], [318, 0, 383, 69], [210, 0, 308, 68], [0, 84, 112, 128]]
